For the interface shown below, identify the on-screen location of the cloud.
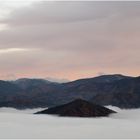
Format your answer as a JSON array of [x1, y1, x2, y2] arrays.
[[0, 107, 140, 138], [1, 1, 109, 25], [2, 1, 140, 26], [0, 1, 140, 80], [0, 73, 16, 80], [0, 48, 28, 54], [45, 77, 70, 83]]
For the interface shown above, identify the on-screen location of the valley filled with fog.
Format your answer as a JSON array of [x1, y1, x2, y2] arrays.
[[0, 107, 140, 139]]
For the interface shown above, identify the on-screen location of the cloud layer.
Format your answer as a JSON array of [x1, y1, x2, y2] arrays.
[[0, 107, 140, 138], [0, 1, 140, 80]]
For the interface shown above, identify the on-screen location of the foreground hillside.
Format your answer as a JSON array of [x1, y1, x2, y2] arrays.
[[0, 74, 139, 108], [36, 99, 116, 117]]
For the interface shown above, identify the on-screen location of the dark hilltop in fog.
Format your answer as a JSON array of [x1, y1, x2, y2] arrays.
[[0, 74, 139, 109], [35, 99, 116, 117]]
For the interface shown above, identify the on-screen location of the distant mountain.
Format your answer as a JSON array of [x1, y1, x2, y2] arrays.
[[0, 80, 21, 95], [45, 77, 70, 83], [91, 76, 140, 108], [12, 78, 56, 89], [0, 80, 23, 107], [35, 99, 116, 117], [51, 74, 133, 106], [67, 74, 131, 85], [5, 78, 61, 108], [0, 74, 139, 109]]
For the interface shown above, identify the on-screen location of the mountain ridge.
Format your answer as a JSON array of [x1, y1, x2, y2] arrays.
[[0, 74, 139, 109]]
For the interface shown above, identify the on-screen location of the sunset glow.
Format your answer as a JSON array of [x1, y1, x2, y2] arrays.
[[0, 1, 140, 80]]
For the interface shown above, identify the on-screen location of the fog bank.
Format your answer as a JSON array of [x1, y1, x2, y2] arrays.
[[0, 107, 139, 139]]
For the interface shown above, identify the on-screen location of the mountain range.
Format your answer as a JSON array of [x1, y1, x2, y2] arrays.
[[0, 74, 139, 109]]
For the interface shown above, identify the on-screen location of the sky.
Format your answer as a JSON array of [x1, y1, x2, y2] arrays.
[[0, 1, 140, 80]]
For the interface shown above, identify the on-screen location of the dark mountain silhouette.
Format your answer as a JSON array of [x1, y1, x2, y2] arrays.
[[0, 74, 139, 109], [0, 80, 21, 94], [35, 99, 116, 117], [91, 76, 140, 108], [0, 80, 22, 98], [3, 78, 60, 108], [12, 78, 57, 89]]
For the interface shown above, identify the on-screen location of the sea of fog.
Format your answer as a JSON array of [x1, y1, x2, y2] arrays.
[[0, 106, 140, 139]]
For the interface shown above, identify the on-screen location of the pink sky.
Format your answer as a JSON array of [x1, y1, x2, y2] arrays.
[[0, 1, 140, 81]]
